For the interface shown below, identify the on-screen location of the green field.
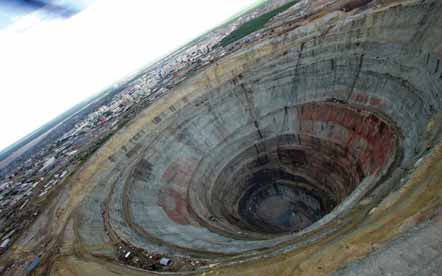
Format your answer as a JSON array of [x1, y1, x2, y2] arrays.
[[217, 0, 298, 48]]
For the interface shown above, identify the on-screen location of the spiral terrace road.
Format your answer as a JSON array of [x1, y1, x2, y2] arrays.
[[4, 0, 442, 275]]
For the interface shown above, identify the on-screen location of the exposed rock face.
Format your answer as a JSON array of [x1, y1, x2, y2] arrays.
[[17, 0, 442, 275]]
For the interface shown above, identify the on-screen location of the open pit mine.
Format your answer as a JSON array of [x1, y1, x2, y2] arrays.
[[3, 0, 442, 275]]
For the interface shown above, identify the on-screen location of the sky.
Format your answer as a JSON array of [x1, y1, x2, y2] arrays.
[[0, 0, 257, 152]]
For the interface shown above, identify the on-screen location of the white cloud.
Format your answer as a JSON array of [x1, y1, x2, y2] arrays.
[[0, 0, 256, 151]]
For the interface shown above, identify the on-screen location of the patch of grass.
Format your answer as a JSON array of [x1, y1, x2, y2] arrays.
[[74, 131, 116, 166], [217, 1, 298, 48]]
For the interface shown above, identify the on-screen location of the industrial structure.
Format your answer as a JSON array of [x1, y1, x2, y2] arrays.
[[2, 0, 442, 275]]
